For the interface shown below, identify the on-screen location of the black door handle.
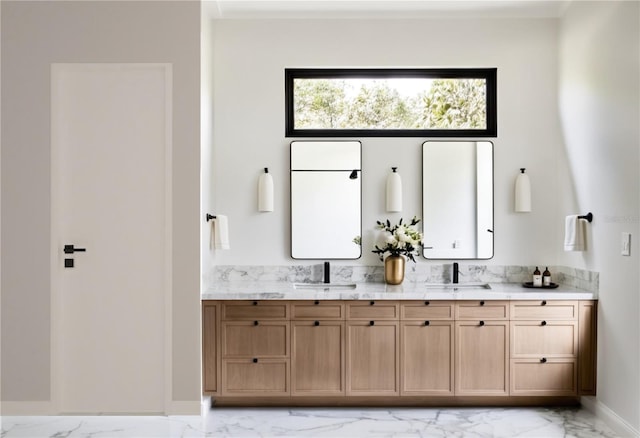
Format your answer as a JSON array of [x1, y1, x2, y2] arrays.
[[64, 244, 87, 254]]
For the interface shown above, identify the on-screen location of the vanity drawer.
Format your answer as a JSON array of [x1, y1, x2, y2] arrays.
[[291, 301, 345, 320], [510, 301, 578, 320], [347, 301, 399, 320], [401, 301, 454, 320], [221, 321, 289, 358], [222, 358, 289, 396], [222, 301, 289, 320], [510, 358, 577, 396], [455, 301, 509, 320], [511, 321, 578, 358]]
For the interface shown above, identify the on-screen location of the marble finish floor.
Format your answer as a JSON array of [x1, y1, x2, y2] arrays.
[[1, 406, 619, 438]]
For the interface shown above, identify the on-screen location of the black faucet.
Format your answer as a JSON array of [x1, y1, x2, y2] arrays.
[[324, 261, 330, 284], [453, 262, 459, 284]]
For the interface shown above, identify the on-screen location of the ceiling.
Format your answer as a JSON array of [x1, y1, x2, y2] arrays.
[[204, 0, 573, 19]]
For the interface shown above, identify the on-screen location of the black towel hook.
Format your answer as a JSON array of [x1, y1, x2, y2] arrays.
[[206, 214, 216, 222]]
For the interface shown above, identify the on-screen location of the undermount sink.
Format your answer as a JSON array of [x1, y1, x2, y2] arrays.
[[425, 283, 491, 290], [293, 283, 357, 290]]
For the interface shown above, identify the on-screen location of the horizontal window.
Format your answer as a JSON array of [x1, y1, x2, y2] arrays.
[[285, 68, 497, 137]]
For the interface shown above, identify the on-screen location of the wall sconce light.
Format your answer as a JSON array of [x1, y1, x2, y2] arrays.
[[386, 167, 402, 212], [515, 168, 531, 212], [258, 167, 274, 212]]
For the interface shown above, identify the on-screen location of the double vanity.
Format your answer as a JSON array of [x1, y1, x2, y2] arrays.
[[202, 282, 597, 407]]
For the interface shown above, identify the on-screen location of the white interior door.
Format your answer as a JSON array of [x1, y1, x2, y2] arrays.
[[51, 64, 171, 414]]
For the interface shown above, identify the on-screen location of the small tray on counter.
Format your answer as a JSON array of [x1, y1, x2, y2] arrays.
[[522, 282, 559, 289]]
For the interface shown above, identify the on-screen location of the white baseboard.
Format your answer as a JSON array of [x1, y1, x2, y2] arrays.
[[0, 401, 55, 415], [581, 396, 640, 437], [166, 400, 201, 415]]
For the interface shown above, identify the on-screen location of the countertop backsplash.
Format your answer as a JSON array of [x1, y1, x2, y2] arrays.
[[207, 264, 599, 294]]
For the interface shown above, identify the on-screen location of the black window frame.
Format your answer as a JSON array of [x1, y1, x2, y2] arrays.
[[285, 68, 497, 138]]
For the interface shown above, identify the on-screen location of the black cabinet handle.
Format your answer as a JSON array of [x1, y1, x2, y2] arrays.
[[479, 320, 485, 326], [253, 358, 258, 363], [314, 300, 319, 305], [540, 357, 547, 363], [424, 321, 430, 326], [369, 321, 375, 326], [252, 301, 258, 306], [480, 301, 485, 306], [253, 321, 259, 326], [541, 300, 547, 306], [424, 301, 430, 306], [314, 321, 320, 326], [370, 301, 375, 306], [541, 320, 547, 326]]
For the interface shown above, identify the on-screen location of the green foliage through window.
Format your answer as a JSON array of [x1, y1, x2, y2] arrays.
[[285, 69, 496, 137]]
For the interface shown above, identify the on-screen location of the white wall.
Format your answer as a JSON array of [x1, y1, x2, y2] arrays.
[[1, 1, 201, 412], [209, 18, 565, 267], [558, 1, 639, 433]]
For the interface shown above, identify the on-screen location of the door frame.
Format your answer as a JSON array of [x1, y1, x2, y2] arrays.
[[49, 63, 173, 414]]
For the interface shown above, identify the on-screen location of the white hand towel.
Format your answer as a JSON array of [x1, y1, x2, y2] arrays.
[[210, 215, 230, 250], [564, 215, 586, 251]]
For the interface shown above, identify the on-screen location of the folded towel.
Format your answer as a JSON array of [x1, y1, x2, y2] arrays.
[[564, 215, 586, 251], [210, 215, 230, 250]]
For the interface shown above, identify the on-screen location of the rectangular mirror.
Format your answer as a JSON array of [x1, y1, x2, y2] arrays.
[[422, 141, 493, 259], [291, 141, 361, 259]]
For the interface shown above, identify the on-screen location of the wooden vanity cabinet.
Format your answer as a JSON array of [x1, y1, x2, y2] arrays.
[[455, 301, 509, 396], [510, 301, 578, 396], [291, 301, 345, 396], [400, 301, 454, 395], [202, 298, 597, 404]]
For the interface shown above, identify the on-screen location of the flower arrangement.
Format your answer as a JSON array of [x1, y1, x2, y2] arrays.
[[372, 216, 423, 263]]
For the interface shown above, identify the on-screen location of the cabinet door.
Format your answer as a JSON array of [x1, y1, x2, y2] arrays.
[[291, 321, 345, 395], [346, 321, 399, 396], [222, 321, 289, 358], [401, 321, 454, 395], [579, 300, 597, 395], [222, 358, 289, 396], [202, 302, 219, 395], [511, 321, 577, 358], [455, 321, 509, 396], [511, 358, 577, 396]]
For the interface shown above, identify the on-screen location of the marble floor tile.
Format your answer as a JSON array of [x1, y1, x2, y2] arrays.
[[1, 406, 619, 438]]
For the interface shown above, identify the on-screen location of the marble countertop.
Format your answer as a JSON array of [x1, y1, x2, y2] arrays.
[[201, 281, 596, 301]]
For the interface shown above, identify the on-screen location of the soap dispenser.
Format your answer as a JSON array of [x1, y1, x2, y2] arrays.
[[543, 267, 551, 287], [533, 267, 542, 287]]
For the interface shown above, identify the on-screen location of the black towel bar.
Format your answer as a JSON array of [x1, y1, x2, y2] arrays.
[[206, 214, 216, 222]]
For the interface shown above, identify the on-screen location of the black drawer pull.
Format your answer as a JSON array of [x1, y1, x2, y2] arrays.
[[253, 358, 258, 363], [480, 301, 485, 306], [540, 357, 547, 363], [479, 320, 485, 326], [314, 300, 319, 305], [253, 321, 259, 326], [424, 321, 430, 326], [424, 301, 430, 306], [314, 321, 320, 326], [541, 320, 547, 326], [541, 300, 547, 306], [369, 321, 375, 326], [370, 301, 375, 306], [252, 301, 258, 306]]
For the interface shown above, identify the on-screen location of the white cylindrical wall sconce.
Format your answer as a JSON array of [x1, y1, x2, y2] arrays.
[[258, 167, 274, 212], [386, 167, 402, 212], [515, 168, 531, 212]]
